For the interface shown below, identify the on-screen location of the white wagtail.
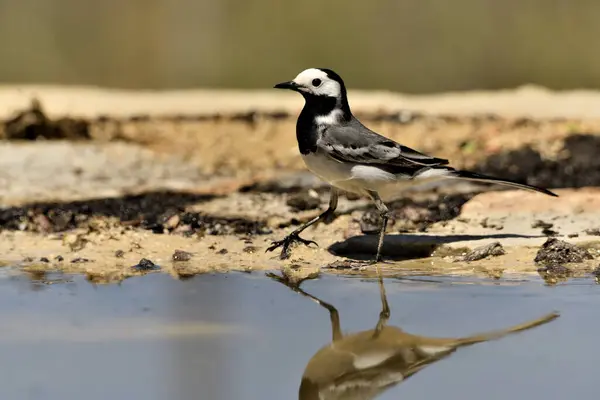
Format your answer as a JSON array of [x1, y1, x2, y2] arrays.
[[268, 68, 558, 263]]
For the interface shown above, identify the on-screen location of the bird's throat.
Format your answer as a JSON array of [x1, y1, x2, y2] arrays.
[[296, 95, 351, 155], [301, 93, 351, 121]]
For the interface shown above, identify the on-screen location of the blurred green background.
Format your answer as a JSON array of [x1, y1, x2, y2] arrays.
[[0, 0, 597, 93]]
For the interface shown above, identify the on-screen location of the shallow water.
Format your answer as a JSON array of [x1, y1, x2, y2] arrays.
[[0, 270, 597, 400]]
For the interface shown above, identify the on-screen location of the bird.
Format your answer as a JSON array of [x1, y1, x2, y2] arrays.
[[267, 272, 559, 400], [267, 67, 558, 264]]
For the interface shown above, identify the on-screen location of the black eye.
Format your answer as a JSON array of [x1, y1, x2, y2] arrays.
[[312, 78, 322, 87]]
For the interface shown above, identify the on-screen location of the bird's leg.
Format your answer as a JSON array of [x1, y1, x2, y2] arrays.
[[266, 188, 339, 260], [367, 191, 392, 264], [266, 272, 343, 341]]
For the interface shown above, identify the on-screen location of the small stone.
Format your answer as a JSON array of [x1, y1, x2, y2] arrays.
[[172, 250, 193, 262], [454, 242, 506, 262], [131, 258, 160, 271], [567, 233, 579, 238], [360, 210, 382, 234], [114, 250, 125, 258], [71, 257, 91, 263], [217, 248, 228, 255], [22, 256, 35, 262], [63, 233, 88, 252], [39, 257, 50, 263], [532, 220, 553, 230], [173, 224, 192, 234], [286, 190, 322, 212], [242, 246, 258, 254], [542, 227, 559, 237], [34, 214, 53, 232], [164, 214, 181, 230], [54, 255, 64, 262], [534, 238, 593, 265], [480, 218, 503, 230], [584, 228, 600, 236], [278, 265, 320, 286]]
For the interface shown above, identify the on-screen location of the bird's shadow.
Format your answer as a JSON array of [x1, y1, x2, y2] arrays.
[[328, 233, 543, 261]]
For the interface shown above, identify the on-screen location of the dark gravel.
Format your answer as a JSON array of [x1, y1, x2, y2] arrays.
[[2, 99, 90, 140], [478, 134, 600, 188], [534, 238, 593, 265], [131, 258, 160, 271], [0, 190, 270, 236], [172, 250, 193, 262]]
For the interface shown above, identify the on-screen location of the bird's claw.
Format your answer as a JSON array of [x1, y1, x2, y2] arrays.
[[266, 233, 319, 259]]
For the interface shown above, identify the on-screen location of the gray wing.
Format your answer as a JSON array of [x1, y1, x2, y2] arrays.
[[317, 119, 449, 169]]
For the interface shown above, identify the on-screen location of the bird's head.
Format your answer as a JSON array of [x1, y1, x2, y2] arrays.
[[274, 68, 351, 121], [274, 68, 346, 99]]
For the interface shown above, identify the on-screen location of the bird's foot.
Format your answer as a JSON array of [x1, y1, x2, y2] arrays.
[[361, 259, 385, 270], [266, 233, 318, 260], [362, 257, 389, 266]]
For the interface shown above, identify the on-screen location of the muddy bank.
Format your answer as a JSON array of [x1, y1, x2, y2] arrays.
[[0, 191, 268, 236], [1, 187, 599, 285], [1, 89, 600, 284]]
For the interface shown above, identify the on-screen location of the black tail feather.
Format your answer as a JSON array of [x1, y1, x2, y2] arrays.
[[450, 169, 558, 197]]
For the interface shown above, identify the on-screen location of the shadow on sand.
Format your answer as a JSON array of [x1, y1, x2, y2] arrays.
[[328, 233, 544, 261]]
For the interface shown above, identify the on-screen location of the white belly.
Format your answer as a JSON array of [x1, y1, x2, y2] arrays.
[[302, 152, 352, 183], [301, 152, 396, 195], [301, 151, 452, 200]]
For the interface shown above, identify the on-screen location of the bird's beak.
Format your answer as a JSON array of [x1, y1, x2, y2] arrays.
[[273, 81, 301, 91]]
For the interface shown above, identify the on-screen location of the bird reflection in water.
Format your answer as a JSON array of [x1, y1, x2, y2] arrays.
[[267, 273, 559, 400]]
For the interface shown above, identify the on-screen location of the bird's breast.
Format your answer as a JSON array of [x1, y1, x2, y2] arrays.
[[301, 151, 353, 185]]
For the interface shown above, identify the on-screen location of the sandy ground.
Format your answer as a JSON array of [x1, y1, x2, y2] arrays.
[[1, 85, 600, 284], [2, 187, 599, 284], [4, 84, 600, 119]]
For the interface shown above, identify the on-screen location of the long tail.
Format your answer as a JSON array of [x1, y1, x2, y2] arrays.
[[442, 168, 558, 197], [453, 311, 560, 346]]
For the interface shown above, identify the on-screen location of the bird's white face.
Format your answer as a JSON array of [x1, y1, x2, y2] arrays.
[[291, 68, 342, 98]]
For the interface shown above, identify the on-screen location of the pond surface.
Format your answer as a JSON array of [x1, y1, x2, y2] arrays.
[[0, 270, 597, 400]]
